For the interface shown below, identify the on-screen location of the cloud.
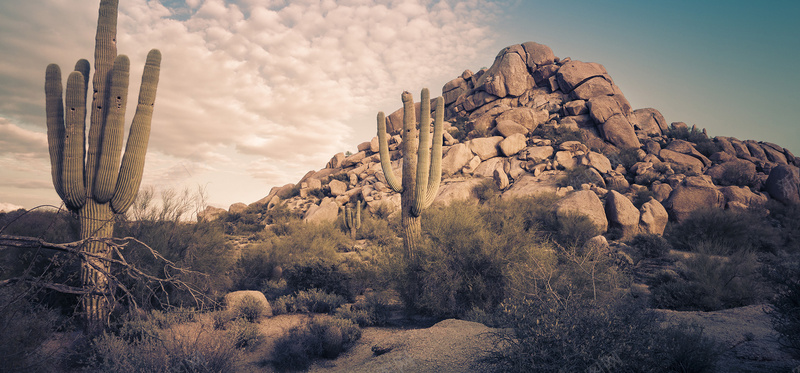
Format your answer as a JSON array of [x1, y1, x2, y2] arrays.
[[0, 118, 48, 159], [0, 202, 25, 213], [0, 0, 501, 207]]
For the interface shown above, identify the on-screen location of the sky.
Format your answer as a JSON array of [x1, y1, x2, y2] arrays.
[[0, 0, 798, 213]]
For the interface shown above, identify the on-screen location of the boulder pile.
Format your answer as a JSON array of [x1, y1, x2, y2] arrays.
[[224, 41, 798, 235]]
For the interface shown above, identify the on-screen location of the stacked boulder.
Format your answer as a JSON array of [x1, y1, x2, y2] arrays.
[[245, 41, 799, 233]]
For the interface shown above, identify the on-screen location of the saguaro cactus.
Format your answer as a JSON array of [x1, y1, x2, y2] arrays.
[[377, 88, 444, 260], [343, 200, 362, 239], [45, 0, 161, 331]]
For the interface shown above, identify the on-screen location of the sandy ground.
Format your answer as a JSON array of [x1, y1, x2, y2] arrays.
[[234, 305, 800, 373]]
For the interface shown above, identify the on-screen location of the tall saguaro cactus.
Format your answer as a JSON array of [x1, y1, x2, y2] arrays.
[[377, 88, 444, 260], [44, 0, 161, 331]]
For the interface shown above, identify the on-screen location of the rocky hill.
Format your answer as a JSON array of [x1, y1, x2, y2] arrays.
[[203, 41, 800, 234]]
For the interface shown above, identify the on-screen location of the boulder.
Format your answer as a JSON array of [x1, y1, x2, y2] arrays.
[[630, 108, 668, 136], [496, 120, 528, 137], [441, 143, 475, 176], [474, 44, 533, 98], [556, 61, 609, 94], [432, 178, 483, 207], [462, 155, 482, 174], [639, 198, 668, 235], [304, 198, 341, 223], [604, 172, 629, 192], [583, 235, 609, 254], [329, 179, 348, 196], [327, 152, 346, 169], [521, 41, 556, 69], [765, 164, 800, 204], [601, 114, 641, 149], [663, 176, 725, 222], [588, 95, 626, 124], [495, 107, 549, 132], [659, 149, 704, 175], [745, 141, 769, 163], [224, 290, 272, 318], [555, 190, 608, 233], [197, 206, 226, 222], [605, 190, 640, 239], [555, 151, 578, 169], [473, 157, 506, 179], [761, 143, 788, 165], [665, 140, 711, 167], [468, 136, 504, 160], [563, 100, 588, 116], [341, 151, 367, 168], [650, 182, 673, 202], [228, 202, 248, 215], [523, 146, 555, 163], [720, 185, 768, 209], [584, 151, 612, 174], [499, 133, 527, 157], [493, 168, 510, 189]]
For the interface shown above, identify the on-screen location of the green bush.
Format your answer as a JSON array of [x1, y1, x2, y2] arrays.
[[271, 316, 361, 371], [768, 258, 800, 357], [227, 318, 264, 349], [285, 259, 357, 301], [274, 289, 347, 315], [334, 291, 393, 327], [0, 286, 64, 373], [473, 178, 501, 203], [558, 165, 599, 189], [87, 326, 241, 372], [233, 294, 269, 322], [481, 295, 720, 373], [666, 208, 778, 255], [628, 233, 672, 260], [649, 249, 763, 311], [531, 125, 583, 146], [607, 147, 641, 170], [401, 198, 557, 317]]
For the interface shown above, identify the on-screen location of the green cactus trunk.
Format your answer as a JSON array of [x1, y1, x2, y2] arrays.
[[377, 88, 444, 261], [44, 0, 160, 332], [344, 200, 362, 240]]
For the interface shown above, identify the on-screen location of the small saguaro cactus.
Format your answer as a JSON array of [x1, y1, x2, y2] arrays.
[[377, 88, 444, 260], [343, 200, 362, 239], [44, 0, 161, 332]]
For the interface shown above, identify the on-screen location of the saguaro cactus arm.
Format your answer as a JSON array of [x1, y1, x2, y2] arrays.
[[112, 49, 161, 214], [411, 89, 444, 216], [377, 112, 403, 193], [45, 64, 66, 204]]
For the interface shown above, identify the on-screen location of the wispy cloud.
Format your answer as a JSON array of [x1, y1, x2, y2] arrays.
[[0, 0, 500, 207]]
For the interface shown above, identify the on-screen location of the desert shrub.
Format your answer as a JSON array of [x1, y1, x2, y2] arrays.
[[607, 147, 641, 170], [552, 211, 601, 249], [356, 214, 398, 247], [449, 117, 470, 142], [628, 233, 672, 259], [334, 291, 393, 327], [87, 326, 241, 372], [271, 316, 361, 371], [767, 258, 800, 357], [401, 199, 556, 317], [558, 165, 598, 189], [233, 294, 269, 322], [260, 278, 291, 300], [285, 258, 357, 300], [481, 295, 719, 373], [0, 286, 64, 373], [473, 178, 501, 202], [115, 218, 235, 310], [764, 200, 800, 253], [649, 249, 763, 311], [532, 125, 583, 146], [717, 162, 756, 186], [275, 289, 347, 314], [666, 208, 778, 254], [227, 318, 264, 349], [232, 242, 283, 291], [632, 189, 656, 208]]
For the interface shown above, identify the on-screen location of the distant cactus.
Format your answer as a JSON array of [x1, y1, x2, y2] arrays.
[[377, 88, 444, 259], [344, 200, 362, 239], [44, 0, 161, 332]]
